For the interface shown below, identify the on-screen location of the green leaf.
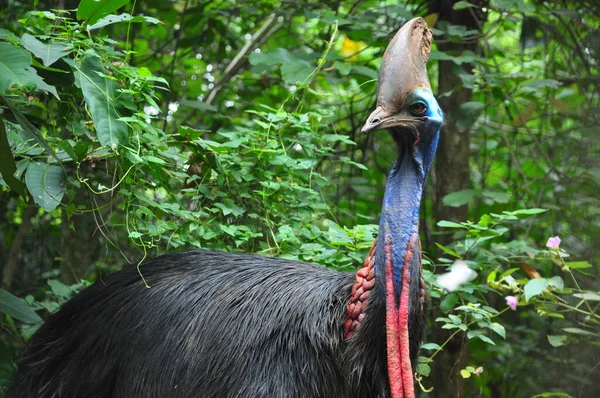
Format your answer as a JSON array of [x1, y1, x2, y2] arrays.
[[0, 120, 25, 195], [25, 162, 66, 211], [512, 208, 548, 216], [453, 1, 476, 9], [440, 293, 459, 313], [522, 79, 561, 89], [21, 33, 72, 67], [548, 276, 564, 291], [443, 189, 476, 207], [77, 0, 130, 26], [457, 102, 485, 132], [572, 292, 600, 301], [437, 220, 467, 228], [77, 57, 129, 148], [524, 278, 548, 302], [474, 333, 496, 345], [6, 100, 61, 164], [281, 60, 313, 85], [32, 71, 59, 99], [482, 189, 509, 204], [179, 100, 217, 112], [351, 65, 378, 79], [0, 43, 37, 94], [460, 369, 471, 378], [420, 343, 442, 351], [0, 288, 42, 324], [333, 61, 352, 75], [547, 335, 567, 347], [565, 261, 592, 269], [47, 280, 72, 299], [249, 48, 293, 66], [435, 243, 461, 258], [562, 327, 596, 336], [87, 13, 161, 30], [486, 322, 506, 339], [417, 363, 431, 377]]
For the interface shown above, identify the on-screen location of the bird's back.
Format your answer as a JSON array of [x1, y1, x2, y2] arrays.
[[9, 250, 365, 398]]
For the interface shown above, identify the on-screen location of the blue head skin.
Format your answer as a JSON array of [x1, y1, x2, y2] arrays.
[[362, 86, 443, 303]]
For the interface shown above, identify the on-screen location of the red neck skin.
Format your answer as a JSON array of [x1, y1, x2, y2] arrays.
[[385, 234, 418, 398]]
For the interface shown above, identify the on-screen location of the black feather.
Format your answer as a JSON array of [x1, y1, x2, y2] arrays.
[[8, 250, 427, 398]]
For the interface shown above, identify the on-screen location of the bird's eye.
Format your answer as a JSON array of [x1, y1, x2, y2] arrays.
[[409, 102, 427, 116], [371, 117, 380, 125]]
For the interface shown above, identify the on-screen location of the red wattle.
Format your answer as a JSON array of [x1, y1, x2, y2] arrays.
[[385, 237, 403, 397], [385, 234, 418, 398], [398, 234, 418, 398]]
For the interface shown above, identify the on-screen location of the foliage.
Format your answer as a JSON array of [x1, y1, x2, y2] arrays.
[[0, 0, 598, 397]]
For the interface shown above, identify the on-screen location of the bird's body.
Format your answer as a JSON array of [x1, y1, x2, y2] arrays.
[[9, 17, 442, 398], [9, 250, 424, 398]]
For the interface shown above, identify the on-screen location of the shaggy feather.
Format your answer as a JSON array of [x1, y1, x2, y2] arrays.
[[8, 250, 426, 398]]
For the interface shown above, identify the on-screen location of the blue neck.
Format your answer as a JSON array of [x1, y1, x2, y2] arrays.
[[374, 130, 439, 301]]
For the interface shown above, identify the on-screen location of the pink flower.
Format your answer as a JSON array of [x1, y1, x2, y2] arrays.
[[505, 296, 518, 311], [546, 236, 561, 249]]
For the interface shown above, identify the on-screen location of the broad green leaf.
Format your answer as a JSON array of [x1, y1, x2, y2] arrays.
[[333, 61, 351, 76], [486, 322, 506, 339], [420, 343, 442, 351], [440, 293, 459, 313], [179, 100, 217, 112], [524, 278, 548, 302], [457, 102, 485, 132], [249, 48, 293, 66], [0, 288, 42, 324], [6, 101, 61, 164], [77, 57, 128, 148], [47, 280, 72, 299], [77, 0, 130, 26], [482, 189, 509, 203], [0, 120, 25, 194], [443, 189, 476, 207], [351, 65, 378, 79], [25, 162, 66, 211], [0, 43, 37, 94], [460, 369, 471, 378], [565, 261, 592, 269], [281, 60, 313, 85], [87, 13, 161, 30], [417, 363, 431, 377], [32, 70, 59, 99], [21, 33, 71, 66], [548, 276, 564, 291], [547, 335, 567, 347]]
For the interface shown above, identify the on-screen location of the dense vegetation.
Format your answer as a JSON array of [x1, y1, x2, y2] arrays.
[[0, 0, 598, 396]]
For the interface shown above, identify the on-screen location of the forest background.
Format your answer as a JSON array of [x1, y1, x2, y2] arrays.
[[0, 0, 598, 396]]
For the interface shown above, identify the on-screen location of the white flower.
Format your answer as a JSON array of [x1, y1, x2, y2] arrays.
[[437, 260, 477, 292]]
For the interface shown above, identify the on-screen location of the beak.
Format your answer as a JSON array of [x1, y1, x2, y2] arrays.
[[361, 17, 432, 133]]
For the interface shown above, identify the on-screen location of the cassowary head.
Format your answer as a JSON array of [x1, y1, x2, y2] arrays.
[[362, 17, 443, 176]]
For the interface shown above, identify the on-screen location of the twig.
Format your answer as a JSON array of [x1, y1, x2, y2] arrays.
[[181, 12, 285, 126]]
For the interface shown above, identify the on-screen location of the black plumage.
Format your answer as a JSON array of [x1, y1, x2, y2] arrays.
[[9, 250, 426, 398]]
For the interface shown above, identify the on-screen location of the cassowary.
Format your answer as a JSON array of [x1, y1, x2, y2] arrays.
[[9, 17, 443, 398]]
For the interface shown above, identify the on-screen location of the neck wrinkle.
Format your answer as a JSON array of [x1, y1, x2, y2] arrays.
[[374, 147, 424, 294]]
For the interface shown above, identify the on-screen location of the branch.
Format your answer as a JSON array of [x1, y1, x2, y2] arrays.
[[181, 12, 285, 126]]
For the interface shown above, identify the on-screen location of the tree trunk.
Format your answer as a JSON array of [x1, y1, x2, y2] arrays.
[[425, 1, 487, 397]]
